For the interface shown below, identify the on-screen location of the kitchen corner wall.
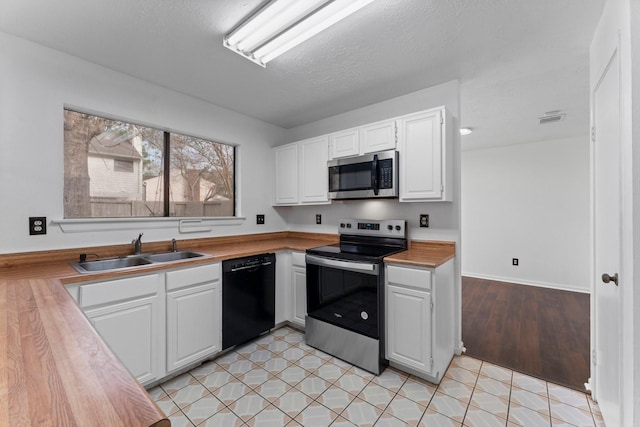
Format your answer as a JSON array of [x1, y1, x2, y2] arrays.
[[0, 31, 288, 254], [461, 136, 590, 293]]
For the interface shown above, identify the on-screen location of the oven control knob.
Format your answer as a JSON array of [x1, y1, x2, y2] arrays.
[[361, 311, 369, 320], [395, 225, 402, 231], [346, 223, 352, 228], [340, 223, 345, 228], [387, 225, 393, 231]]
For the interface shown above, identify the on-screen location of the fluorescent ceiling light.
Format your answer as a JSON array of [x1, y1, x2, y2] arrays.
[[224, 0, 376, 67]]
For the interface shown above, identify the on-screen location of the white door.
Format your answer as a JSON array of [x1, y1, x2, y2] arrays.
[[591, 34, 621, 425]]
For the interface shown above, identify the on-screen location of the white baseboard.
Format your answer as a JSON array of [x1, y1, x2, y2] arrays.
[[461, 272, 590, 294]]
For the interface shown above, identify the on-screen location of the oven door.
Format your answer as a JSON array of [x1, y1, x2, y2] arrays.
[[306, 254, 382, 339]]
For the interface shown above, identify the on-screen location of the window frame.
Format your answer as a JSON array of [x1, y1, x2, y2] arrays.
[[62, 108, 238, 222]]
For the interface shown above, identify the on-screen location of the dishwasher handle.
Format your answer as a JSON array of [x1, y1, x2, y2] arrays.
[[230, 261, 273, 272]]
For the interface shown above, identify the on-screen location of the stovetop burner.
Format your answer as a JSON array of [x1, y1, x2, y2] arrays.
[[306, 219, 407, 262]]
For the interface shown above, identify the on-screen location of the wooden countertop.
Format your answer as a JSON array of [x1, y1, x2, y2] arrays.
[[384, 240, 456, 268], [0, 231, 454, 426]]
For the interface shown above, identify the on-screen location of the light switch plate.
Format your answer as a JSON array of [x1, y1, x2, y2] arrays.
[[419, 214, 429, 228], [257, 214, 265, 225]]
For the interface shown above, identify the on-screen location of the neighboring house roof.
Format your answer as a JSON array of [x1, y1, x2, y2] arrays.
[[89, 130, 142, 160]]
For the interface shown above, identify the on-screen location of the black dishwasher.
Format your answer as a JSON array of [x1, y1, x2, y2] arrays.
[[222, 253, 276, 350]]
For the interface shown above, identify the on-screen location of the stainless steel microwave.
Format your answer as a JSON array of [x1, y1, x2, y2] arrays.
[[328, 150, 399, 200]]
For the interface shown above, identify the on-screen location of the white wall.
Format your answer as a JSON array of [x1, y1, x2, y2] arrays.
[[0, 31, 288, 254], [461, 136, 590, 292]]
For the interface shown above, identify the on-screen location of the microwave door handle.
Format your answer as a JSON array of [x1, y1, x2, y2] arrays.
[[371, 154, 379, 195]]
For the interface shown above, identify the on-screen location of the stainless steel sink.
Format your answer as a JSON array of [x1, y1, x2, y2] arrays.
[[70, 250, 208, 274], [143, 251, 205, 263], [73, 256, 153, 273]]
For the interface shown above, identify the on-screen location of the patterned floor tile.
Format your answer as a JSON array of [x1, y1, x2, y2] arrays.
[[549, 400, 595, 427], [418, 407, 462, 426], [170, 383, 212, 409], [281, 346, 307, 362], [511, 372, 548, 397], [475, 375, 511, 400], [181, 395, 224, 425], [298, 354, 327, 371], [335, 372, 371, 395], [228, 391, 270, 421], [273, 388, 314, 417], [278, 365, 311, 386], [384, 395, 426, 424], [234, 366, 272, 387], [437, 376, 474, 403], [226, 358, 258, 375], [508, 402, 551, 427], [479, 362, 513, 385], [253, 377, 292, 402], [331, 415, 359, 426], [450, 355, 482, 374], [316, 384, 357, 414], [348, 365, 377, 381], [357, 382, 396, 409], [428, 391, 468, 423], [444, 365, 479, 386], [397, 377, 436, 406], [314, 361, 349, 382], [464, 406, 507, 427], [547, 384, 590, 411], [469, 389, 509, 419], [372, 368, 408, 392], [246, 403, 293, 427], [198, 367, 235, 392], [210, 377, 250, 405], [189, 360, 222, 381], [246, 348, 274, 364], [215, 350, 245, 368], [283, 331, 305, 344], [154, 395, 181, 416], [147, 385, 168, 401], [510, 387, 550, 415], [265, 339, 292, 353], [374, 412, 409, 427], [161, 372, 197, 395], [263, 355, 293, 374], [294, 401, 339, 426], [199, 407, 245, 426], [341, 397, 384, 426], [295, 374, 331, 399], [168, 410, 195, 427]]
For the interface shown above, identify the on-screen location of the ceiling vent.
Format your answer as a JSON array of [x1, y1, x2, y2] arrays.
[[538, 110, 565, 125]]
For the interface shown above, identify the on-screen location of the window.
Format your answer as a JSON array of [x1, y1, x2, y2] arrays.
[[63, 109, 235, 218]]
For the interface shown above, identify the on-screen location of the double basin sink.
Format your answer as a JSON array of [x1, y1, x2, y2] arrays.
[[70, 250, 209, 274]]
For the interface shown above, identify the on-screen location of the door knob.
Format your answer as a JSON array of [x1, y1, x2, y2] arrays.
[[601, 273, 619, 286]]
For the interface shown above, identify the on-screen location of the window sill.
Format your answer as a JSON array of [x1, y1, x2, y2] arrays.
[[53, 217, 245, 233]]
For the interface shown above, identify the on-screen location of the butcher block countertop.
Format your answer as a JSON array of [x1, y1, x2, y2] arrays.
[[0, 231, 454, 426]]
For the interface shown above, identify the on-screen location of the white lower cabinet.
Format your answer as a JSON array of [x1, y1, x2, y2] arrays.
[[79, 274, 163, 386], [291, 251, 307, 327], [166, 263, 221, 373], [385, 260, 454, 383]]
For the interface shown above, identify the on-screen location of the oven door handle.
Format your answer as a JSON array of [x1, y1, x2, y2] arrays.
[[306, 255, 379, 275]]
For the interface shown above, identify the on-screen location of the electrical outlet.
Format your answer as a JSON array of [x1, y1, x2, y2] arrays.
[[512, 258, 519, 266], [316, 214, 322, 224], [256, 214, 265, 225], [29, 217, 47, 235], [419, 214, 429, 228]]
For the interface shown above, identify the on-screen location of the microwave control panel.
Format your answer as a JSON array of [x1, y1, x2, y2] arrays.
[[379, 158, 393, 189]]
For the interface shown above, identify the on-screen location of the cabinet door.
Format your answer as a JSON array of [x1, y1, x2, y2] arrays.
[[329, 128, 359, 159], [386, 284, 432, 373], [273, 143, 299, 205], [299, 136, 329, 203], [292, 266, 307, 327], [397, 109, 443, 201], [360, 120, 396, 153], [166, 282, 221, 372], [86, 295, 161, 385]]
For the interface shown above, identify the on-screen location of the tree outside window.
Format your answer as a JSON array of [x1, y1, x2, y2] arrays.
[[63, 110, 235, 218]]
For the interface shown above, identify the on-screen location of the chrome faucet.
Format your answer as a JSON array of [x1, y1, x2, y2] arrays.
[[132, 233, 143, 255]]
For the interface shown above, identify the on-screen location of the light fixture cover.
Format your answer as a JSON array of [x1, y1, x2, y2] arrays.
[[460, 128, 473, 136], [224, 0, 376, 67]]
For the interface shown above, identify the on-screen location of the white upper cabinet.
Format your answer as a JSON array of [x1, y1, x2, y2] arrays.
[[360, 120, 396, 153], [299, 136, 329, 204], [328, 128, 359, 159], [273, 143, 299, 205], [397, 107, 452, 202], [273, 137, 329, 206], [328, 121, 397, 160]]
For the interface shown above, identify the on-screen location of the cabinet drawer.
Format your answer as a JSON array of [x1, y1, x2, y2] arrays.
[[79, 274, 159, 308], [292, 252, 306, 267], [166, 263, 220, 291], [387, 265, 432, 291]]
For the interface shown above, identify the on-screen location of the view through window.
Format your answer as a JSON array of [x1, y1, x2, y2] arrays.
[[63, 110, 235, 218]]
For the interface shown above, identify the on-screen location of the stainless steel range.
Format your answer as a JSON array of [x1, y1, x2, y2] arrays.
[[305, 218, 407, 375]]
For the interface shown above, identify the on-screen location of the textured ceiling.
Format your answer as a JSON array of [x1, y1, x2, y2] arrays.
[[0, 0, 605, 150]]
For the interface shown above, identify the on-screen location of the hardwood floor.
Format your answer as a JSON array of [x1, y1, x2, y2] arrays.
[[461, 276, 590, 391]]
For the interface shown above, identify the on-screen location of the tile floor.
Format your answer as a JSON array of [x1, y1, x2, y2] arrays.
[[148, 326, 606, 426]]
